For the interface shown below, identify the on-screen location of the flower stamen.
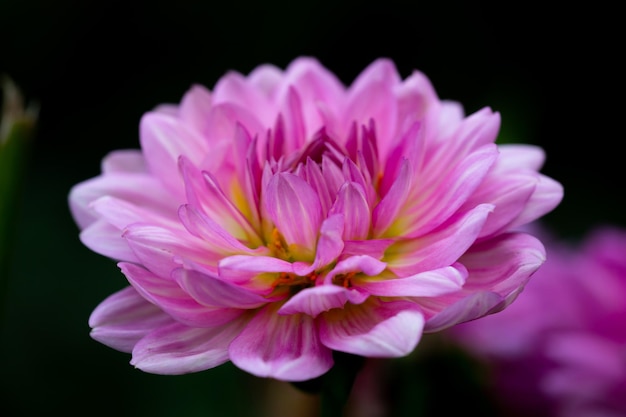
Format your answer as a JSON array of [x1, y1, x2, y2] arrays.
[[333, 271, 357, 288]]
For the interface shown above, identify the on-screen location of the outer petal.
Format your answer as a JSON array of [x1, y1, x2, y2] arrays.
[[422, 291, 506, 333], [89, 286, 174, 353], [80, 220, 139, 262], [101, 149, 146, 174], [229, 304, 333, 381], [278, 57, 347, 138], [353, 263, 467, 297], [386, 203, 494, 276], [131, 319, 247, 375], [69, 171, 177, 230], [504, 174, 564, 230], [423, 232, 547, 332], [139, 112, 207, 194], [212, 71, 275, 127], [120, 262, 243, 328], [397, 144, 498, 237], [319, 298, 425, 357], [461, 232, 547, 296], [178, 84, 213, 133], [123, 223, 209, 278], [173, 267, 270, 309]]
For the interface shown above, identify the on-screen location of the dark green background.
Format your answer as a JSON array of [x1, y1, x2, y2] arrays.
[[1, 1, 622, 416]]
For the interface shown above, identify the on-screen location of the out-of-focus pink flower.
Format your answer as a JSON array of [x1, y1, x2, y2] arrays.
[[450, 225, 626, 417], [68, 57, 563, 381]]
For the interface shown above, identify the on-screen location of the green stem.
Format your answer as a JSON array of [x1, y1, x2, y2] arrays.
[[292, 351, 365, 417]]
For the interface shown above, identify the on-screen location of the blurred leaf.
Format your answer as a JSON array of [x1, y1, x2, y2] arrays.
[[0, 75, 38, 319]]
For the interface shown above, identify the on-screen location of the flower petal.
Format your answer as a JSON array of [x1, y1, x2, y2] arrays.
[[505, 174, 564, 230], [263, 172, 322, 256], [372, 158, 411, 237], [319, 298, 424, 357], [120, 262, 243, 328], [330, 182, 371, 240], [101, 149, 147, 174], [229, 304, 333, 381], [131, 319, 247, 375], [212, 70, 275, 127], [398, 144, 498, 237], [173, 267, 270, 309], [353, 263, 467, 297], [123, 223, 208, 278], [311, 213, 345, 269], [69, 170, 177, 230], [80, 220, 138, 262], [139, 112, 207, 194], [89, 286, 174, 353], [217, 254, 294, 293], [386, 203, 494, 276], [278, 285, 368, 317], [178, 84, 213, 133]]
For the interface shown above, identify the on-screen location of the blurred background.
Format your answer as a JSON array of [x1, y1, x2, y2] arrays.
[[1, 1, 623, 416]]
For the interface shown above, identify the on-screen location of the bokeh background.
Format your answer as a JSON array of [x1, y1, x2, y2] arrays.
[[1, 1, 622, 416]]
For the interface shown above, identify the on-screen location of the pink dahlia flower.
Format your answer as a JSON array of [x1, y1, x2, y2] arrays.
[[449, 226, 626, 417], [69, 57, 563, 381]]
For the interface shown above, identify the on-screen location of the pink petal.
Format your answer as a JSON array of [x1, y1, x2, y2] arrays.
[[280, 87, 306, 153], [342, 238, 395, 259], [263, 172, 322, 256], [461, 232, 547, 296], [505, 174, 564, 230], [178, 204, 268, 256], [463, 173, 537, 238], [120, 262, 243, 328], [279, 57, 347, 137], [212, 70, 275, 127], [319, 298, 424, 357], [217, 254, 294, 293], [496, 144, 546, 171], [380, 121, 424, 196], [178, 84, 213, 133], [386, 203, 494, 276], [80, 220, 139, 262], [422, 291, 506, 333], [311, 214, 345, 270], [172, 267, 269, 309], [123, 223, 208, 278], [372, 158, 411, 237], [229, 304, 333, 381], [423, 232, 547, 332], [353, 264, 467, 297], [330, 182, 371, 240], [345, 59, 400, 154], [90, 195, 180, 230], [325, 255, 388, 281], [278, 284, 368, 317], [69, 172, 177, 230], [131, 319, 247, 375], [247, 63, 284, 99], [139, 112, 208, 194], [89, 286, 174, 353], [101, 149, 147, 174], [399, 144, 498, 237], [394, 70, 439, 131]]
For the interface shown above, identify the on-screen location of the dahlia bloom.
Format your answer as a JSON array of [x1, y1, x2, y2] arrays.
[[69, 57, 563, 381], [449, 226, 626, 417]]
